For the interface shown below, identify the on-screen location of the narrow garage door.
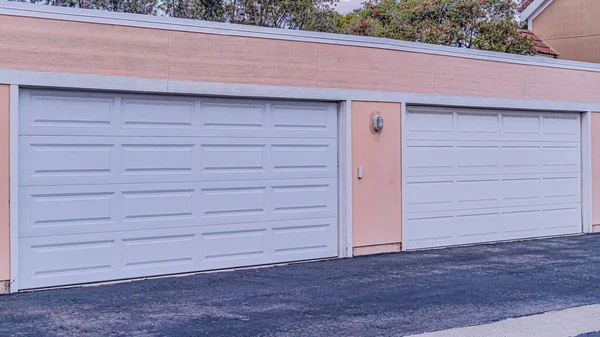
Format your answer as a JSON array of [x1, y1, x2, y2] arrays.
[[18, 90, 338, 290], [403, 106, 582, 250]]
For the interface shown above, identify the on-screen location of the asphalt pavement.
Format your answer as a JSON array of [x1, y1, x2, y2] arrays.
[[1, 234, 600, 336]]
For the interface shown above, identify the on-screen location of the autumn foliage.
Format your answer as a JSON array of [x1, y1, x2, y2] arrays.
[[332, 0, 534, 55]]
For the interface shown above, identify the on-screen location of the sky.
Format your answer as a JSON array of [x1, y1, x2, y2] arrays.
[[336, 0, 363, 13]]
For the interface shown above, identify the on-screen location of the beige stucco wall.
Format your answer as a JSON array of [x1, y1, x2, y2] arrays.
[[0, 85, 9, 282], [351, 102, 402, 254], [0, 10, 599, 270], [532, 0, 600, 63], [2, 15, 600, 102]]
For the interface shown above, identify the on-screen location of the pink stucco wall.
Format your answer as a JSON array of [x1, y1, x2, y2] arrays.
[[0, 85, 9, 282], [0, 11, 600, 266], [351, 102, 402, 254], [2, 15, 600, 103]]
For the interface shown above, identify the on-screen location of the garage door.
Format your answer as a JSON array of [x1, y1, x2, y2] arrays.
[[403, 106, 582, 250], [17, 90, 339, 290]]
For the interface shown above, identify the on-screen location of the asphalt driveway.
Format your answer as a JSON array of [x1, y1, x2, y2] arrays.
[[2, 234, 600, 337]]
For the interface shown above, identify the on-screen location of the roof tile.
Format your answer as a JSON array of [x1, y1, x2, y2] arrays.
[[517, 29, 559, 57], [518, 0, 535, 13]]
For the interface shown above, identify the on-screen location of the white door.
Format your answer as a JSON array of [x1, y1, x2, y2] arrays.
[[403, 106, 582, 250], [17, 90, 339, 289]]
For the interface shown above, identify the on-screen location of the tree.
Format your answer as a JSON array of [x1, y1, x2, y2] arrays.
[[90, 0, 159, 14], [332, 0, 535, 55], [226, 0, 339, 29], [164, 0, 225, 21], [16, 0, 160, 13]]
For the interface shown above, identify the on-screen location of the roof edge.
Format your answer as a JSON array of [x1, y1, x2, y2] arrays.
[[2, 0, 599, 73], [519, 0, 552, 21]]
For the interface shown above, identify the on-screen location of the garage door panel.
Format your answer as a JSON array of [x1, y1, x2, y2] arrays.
[[455, 145, 500, 170], [541, 176, 581, 202], [19, 217, 337, 289], [405, 204, 581, 250], [405, 179, 454, 213], [456, 112, 500, 134], [121, 142, 198, 177], [200, 98, 266, 130], [539, 206, 582, 233], [19, 178, 337, 238], [20, 137, 337, 186], [404, 144, 454, 176], [201, 138, 337, 180], [270, 101, 337, 136], [404, 106, 582, 250], [405, 141, 581, 178], [20, 91, 117, 133], [405, 107, 454, 134], [542, 146, 581, 168], [19, 234, 120, 289], [502, 114, 540, 134], [405, 175, 580, 214], [121, 97, 196, 129], [20, 90, 337, 139], [19, 137, 119, 184], [406, 108, 580, 142], [542, 115, 580, 137], [19, 188, 120, 238]]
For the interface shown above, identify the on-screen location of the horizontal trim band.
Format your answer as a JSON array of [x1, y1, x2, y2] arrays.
[[0, 69, 595, 112]]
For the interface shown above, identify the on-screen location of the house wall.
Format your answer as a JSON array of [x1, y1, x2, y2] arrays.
[[351, 102, 402, 255], [532, 0, 600, 63], [0, 84, 9, 289], [0, 8, 599, 279]]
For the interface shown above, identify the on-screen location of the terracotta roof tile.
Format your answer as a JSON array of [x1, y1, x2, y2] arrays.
[[517, 29, 559, 57], [518, 0, 535, 13]]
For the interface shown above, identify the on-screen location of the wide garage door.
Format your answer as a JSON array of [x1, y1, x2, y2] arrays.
[[403, 106, 582, 250], [18, 89, 339, 289]]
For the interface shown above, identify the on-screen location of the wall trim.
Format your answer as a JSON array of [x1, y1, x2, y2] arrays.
[[1, 0, 600, 73], [338, 100, 353, 258], [400, 102, 408, 252], [9, 85, 18, 293], [336, 100, 353, 258], [0, 69, 598, 113], [582, 111, 594, 233], [521, 0, 554, 25], [353, 243, 401, 256]]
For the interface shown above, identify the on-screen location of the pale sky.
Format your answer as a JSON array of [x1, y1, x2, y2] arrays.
[[336, 0, 363, 13]]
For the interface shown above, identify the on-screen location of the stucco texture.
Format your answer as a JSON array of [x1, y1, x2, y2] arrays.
[[351, 102, 402, 252], [532, 0, 600, 63], [2, 15, 600, 102]]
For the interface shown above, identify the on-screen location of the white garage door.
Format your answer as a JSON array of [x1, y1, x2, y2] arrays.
[[17, 90, 339, 290], [403, 106, 582, 250]]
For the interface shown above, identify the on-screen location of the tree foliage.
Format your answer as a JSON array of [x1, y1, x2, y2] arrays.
[[164, 0, 225, 21], [334, 0, 534, 55], [15, 0, 534, 55], [225, 0, 338, 29]]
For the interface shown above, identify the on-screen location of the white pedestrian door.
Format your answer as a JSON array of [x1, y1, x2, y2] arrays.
[[403, 106, 582, 250], [18, 90, 339, 289]]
